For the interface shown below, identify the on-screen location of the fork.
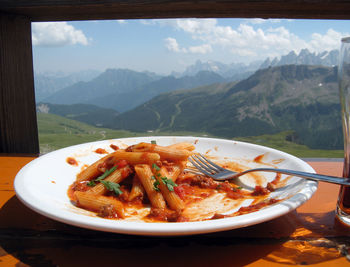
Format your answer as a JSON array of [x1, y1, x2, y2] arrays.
[[189, 154, 350, 186]]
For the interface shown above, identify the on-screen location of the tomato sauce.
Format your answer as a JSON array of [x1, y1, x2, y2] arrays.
[[110, 144, 119, 150], [66, 157, 78, 166], [95, 148, 108, 154], [253, 154, 265, 163], [67, 146, 281, 223]]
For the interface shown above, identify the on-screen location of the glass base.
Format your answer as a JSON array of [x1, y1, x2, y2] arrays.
[[336, 206, 350, 226]]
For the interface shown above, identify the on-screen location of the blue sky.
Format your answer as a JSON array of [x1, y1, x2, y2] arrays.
[[32, 18, 350, 75]]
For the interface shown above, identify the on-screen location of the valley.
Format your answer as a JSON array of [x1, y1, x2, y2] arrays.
[[37, 113, 343, 158], [35, 49, 344, 156]]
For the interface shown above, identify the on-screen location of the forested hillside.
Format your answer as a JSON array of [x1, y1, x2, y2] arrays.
[[109, 65, 342, 150]]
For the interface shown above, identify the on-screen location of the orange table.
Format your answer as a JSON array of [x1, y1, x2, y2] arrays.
[[1, 156, 350, 266]]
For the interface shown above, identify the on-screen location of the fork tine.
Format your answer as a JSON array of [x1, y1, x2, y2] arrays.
[[192, 155, 220, 174], [189, 157, 212, 176], [197, 154, 226, 172], [190, 154, 221, 174]]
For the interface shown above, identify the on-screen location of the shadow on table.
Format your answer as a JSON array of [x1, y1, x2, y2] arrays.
[[0, 195, 347, 266], [262, 211, 350, 265]]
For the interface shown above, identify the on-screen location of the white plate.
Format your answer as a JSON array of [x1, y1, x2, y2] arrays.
[[14, 136, 317, 236]]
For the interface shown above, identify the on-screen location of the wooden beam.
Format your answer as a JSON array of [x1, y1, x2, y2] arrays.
[[1, 1, 350, 21], [0, 13, 39, 154]]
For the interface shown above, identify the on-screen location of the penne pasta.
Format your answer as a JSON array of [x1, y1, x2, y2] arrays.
[[135, 164, 166, 209], [128, 142, 192, 161], [153, 165, 185, 211], [69, 141, 278, 223], [70, 141, 276, 223], [86, 166, 132, 195], [128, 175, 145, 201], [112, 150, 160, 164], [171, 162, 186, 182], [74, 191, 125, 218], [76, 153, 115, 182]]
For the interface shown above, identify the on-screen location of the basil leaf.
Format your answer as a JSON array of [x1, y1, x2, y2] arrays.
[[95, 166, 116, 181], [151, 140, 157, 144], [87, 180, 96, 187], [101, 180, 123, 196], [153, 180, 160, 191], [161, 177, 177, 192], [152, 163, 160, 171]]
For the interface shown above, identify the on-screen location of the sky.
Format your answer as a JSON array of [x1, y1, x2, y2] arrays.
[[31, 18, 350, 75]]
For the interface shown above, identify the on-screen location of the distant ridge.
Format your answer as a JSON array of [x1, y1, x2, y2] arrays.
[[36, 102, 119, 127], [109, 64, 342, 150], [43, 69, 225, 112], [180, 49, 338, 79], [34, 69, 101, 101], [260, 49, 338, 69], [37, 49, 339, 107]]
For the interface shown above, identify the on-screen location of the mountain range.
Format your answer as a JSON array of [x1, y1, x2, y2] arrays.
[[36, 102, 119, 127], [37, 48, 339, 110], [179, 48, 339, 78], [260, 49, 339, 69], [35, 48, 343, 150], [43, 69, 225, 112], [34, 69, 101, 101], [108, 65, 342, 150]]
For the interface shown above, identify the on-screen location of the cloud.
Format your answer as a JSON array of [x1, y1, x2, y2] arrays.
[[188, 44, 212, 54], [32, 22, 89, 46], [308, 28, 344, 52], [148, 19, 348, 62], [164, 37, 213, 54], [174, 19, 217, 34], [164, 37, 187, 53]]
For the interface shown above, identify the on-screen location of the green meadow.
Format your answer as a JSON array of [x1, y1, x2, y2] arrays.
[[37, 113, 343, 158]]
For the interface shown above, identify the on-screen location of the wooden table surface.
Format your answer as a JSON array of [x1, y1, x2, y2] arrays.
[[1, 156, 350, 266]]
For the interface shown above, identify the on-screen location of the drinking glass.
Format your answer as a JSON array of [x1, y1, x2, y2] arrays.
[[337, 36, 350, 225]]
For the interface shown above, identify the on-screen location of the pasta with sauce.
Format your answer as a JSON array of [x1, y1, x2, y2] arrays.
[[68, 141, 280, 222]]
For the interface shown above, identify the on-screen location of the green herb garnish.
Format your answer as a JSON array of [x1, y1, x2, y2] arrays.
[[95, 166, 117, 181], [151, 140, 157, 144], [152, 163, 160, 171], [87, 180, 96, 187], [153, 180, 160, 191], [85, 166, 116, 187], [101, 180, 123, 196], [161, 177, 177, 191]]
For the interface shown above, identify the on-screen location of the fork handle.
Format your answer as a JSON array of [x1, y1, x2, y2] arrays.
[[238, 168, 350, 186]]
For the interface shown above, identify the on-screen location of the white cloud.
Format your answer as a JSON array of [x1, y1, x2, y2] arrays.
[[174, 19, 217, 34], [164, 37, 212, 54], [164, 37, 187, 53], [188, 44, 212, 54], [308, 28, 344, 52], [32, 22, 89, 46], [147, 19, 348, 62]]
